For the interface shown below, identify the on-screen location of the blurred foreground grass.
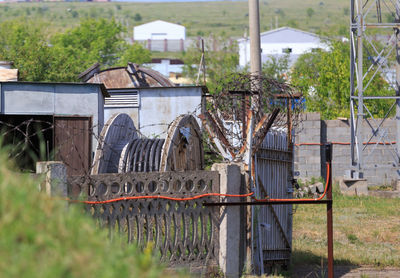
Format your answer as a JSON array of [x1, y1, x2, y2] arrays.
[[0, 150, 185, 278]]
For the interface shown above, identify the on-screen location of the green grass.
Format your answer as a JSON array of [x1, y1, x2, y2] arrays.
[[0, 0, 352, 39], [0, 150, 185, 277], [292, 184, 400, 268]]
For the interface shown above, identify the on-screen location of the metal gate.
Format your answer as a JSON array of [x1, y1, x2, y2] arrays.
[[254, 130, 293, 269]]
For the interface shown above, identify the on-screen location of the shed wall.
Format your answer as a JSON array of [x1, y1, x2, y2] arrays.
[[139, 87, 202, 137], [104, 87, 202, 139], [0, 82, 104, 154]]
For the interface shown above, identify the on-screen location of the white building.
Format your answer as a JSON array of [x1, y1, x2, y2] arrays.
[[134, 20, 186, 41], [238, 27, 329, 68]]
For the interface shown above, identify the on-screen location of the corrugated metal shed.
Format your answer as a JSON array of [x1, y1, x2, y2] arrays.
[[0, 81, 107, 174]]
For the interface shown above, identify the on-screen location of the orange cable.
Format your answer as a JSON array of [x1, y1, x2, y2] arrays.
[[67, 192, 255, 205], [65, 164, 330, 205], [295, 141, 396, 146]]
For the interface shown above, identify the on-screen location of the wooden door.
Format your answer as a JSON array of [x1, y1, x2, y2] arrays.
[[54, 117, 91, 175]]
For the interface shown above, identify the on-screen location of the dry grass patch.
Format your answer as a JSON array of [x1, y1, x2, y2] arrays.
[[292, 185, 400, 267]]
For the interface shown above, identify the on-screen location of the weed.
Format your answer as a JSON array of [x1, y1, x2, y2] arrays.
[[368, 184, 394, 191], [347, 233, 358, 244]]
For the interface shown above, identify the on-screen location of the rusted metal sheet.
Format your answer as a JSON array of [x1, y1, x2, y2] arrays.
[[199, 112, 235, 159]]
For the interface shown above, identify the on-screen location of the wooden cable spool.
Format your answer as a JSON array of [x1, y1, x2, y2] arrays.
[[91, 113, 138, 174], [91, 113, 203, 174], [160, 114, 204, 171]]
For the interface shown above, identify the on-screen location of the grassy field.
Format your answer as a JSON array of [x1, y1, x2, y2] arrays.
[[0, 0, 350, 39], [292, 184, 400, 269]]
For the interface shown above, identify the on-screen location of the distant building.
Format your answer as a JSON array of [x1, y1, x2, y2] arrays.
[[133, 20, 186, 52], [0, 61, 18, 82], [143, 58, 192, 86], [238, 27, 329, 68]]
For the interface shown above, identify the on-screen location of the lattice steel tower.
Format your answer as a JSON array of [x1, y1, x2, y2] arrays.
[[350, 0, 400, 178]]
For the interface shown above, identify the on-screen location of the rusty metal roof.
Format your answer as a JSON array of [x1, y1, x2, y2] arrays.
[[80, 63, 175, 89]]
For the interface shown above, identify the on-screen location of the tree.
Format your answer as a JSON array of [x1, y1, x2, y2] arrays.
[[118, 43, 152, 66], [262, 54, 289, 82], [291, 40, 393, 119], [134, 13, 142, 22], [182, 37, 240, 94], [49, 18, 150, 81], [0, 19, 52, 81], [307, 8, 315, 18], [0, 18, 152, 82]]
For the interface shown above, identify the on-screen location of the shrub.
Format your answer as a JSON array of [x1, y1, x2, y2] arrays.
[[0, 151, 181, 277]]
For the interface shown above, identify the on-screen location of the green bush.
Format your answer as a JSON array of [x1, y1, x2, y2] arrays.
[[0, 151, 180, 278]]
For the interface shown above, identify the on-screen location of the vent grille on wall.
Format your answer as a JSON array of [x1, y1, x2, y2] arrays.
[[105, 90, 139, 108]]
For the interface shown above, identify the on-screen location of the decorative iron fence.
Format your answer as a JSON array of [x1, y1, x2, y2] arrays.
[[67, 171, 220, 267]]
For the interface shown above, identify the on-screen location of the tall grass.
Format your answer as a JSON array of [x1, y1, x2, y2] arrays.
[[0, 151, 182, 277], [292, 184, 400, 267]]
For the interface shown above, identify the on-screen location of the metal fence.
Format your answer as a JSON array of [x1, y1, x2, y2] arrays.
[[67, 170, 220, 268], [136, 39, 185, 52], [254, 130, 293, 268]]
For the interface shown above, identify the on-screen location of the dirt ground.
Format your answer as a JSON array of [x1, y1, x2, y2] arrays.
[[292, 265, 400, 278]]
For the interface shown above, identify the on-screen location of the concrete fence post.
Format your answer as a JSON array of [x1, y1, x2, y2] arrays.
[[36, 161, 67, 198], [211, 163, 243, 278]]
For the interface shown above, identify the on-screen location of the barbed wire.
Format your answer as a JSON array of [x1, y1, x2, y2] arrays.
[[0, 76, 302, 175], [202, 73, 303, 161]]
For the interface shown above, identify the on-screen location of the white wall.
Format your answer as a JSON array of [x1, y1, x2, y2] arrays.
[[238, 35, 329, 68], [103, 87, 203, 139], [134, 20, 185, 41]]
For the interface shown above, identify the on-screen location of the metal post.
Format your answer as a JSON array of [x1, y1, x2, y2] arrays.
[[248, 0, 262, 95], [350, 0, 356, 167], [356, 0, 364, 177], [249, 0, 262, 76], [396, 2, 400, 161], [248, 1, 261, 271], [325, 143, 334, 278]]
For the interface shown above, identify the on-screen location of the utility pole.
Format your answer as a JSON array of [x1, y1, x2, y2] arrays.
[[248, 0, 262, 274], [249, 0, 262, 84]]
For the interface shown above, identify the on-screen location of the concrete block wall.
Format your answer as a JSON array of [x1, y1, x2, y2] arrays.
[[294, 113, 400, 186], [294, 113, 322, 178]]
